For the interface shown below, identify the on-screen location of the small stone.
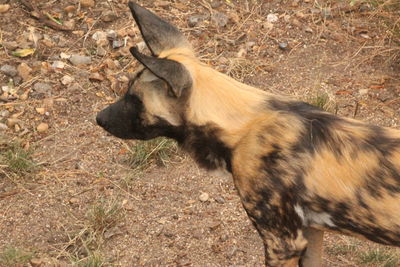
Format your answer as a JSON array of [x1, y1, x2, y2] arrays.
[[7, 118, 19, 127], [89, 72, 104, 81], [37, 123, 49, 132], [267, 13, 279, 23], [106, 30, 118, 40], [291, 18, 302, 28], [112, 40, 124, 49], [34, 82, 52, 93], [155, 0, 169, 7], [19, 92, 29, 100], [61, 75, 74, 85], [359, 89, 369, 96], [97, 46, 107, 56], [80, 0, 95, 8], [0, 110, 10, 118], [29, 258, 43, 267], [63, 19, 75, 30], [188, 15, 207, 27], [214, 196, 225, 204], [1, 86, 10, 93], [136, 41, 147, 53], [1, 65, 17, 77], [52, 61, 65, 69], [279, 42, 288, 50], [0, 123, 8, 131], [92, 31, 107, 41], [199, 192, 209, 202], [102, 11, 117, 22], [60, 52, 71, 59], [211, 12, 228, 27], [17, 63, 32, 81], [64, 5, 76, 13], [69, 197, 79, 205], [304, 26, 313, 33], [210, 0, 222, 8], [0, 4, 10, 13], [69, 55, 92, 65], [35, 108, 46, 115], [2, 41, 18, 50]]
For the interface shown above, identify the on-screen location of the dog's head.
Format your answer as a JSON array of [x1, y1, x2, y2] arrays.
[[96, 2, 195, 140]]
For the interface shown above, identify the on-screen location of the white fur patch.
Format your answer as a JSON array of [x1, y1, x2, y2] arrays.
[[295, 205, 335, 228]]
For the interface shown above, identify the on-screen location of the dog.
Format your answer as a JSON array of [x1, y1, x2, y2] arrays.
[[96, 2, 400, 266]]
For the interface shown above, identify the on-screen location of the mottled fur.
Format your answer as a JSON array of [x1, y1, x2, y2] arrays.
[[97, 2, 400, 266]]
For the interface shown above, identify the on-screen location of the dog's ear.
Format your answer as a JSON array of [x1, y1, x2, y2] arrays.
[[130, 47, 192, 98], [128, 1, 191, 56]]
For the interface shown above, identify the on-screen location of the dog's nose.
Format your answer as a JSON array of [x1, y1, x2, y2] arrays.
[[96, 113, 105, 127]]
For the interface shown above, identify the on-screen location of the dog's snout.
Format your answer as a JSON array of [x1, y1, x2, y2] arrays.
[[96, 112, 106, 128]]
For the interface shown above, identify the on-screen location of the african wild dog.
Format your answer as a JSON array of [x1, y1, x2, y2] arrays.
[[96, 2, 400, 266]]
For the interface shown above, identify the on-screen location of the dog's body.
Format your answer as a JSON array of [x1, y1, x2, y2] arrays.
[[97, 2, 400, 266]]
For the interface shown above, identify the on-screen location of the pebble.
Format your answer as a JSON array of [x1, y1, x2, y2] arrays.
[[52, 61, 65, 70], [0, 4, 10, 13], [210, 0, 222, 8], [34, 82, 52, 93], [279, 42, 289, 50], [61, 75, 74, 85], [60, 52, 71, 59], [211, 12, 228, 27], [214, 196, 225, 204], [0, 123, 8, 131], [112, 40, 124, 49], [80, 0, 95, 8], [97, 46, 107, 56], [267, 13, 279, 23], [35, 108, 46, 115], [64, 5, 76, 13], [359, 89, 369, 96], [29, 258, 43, 267], [304, 26, 313, 33], [1, 86, 10, 93], [2, 41, 18, 50], [1, 64, 17, 77], [0, 110, 10, 118], [37, 123, 49, 133], [69, 55, 92, 65], [106, 30, 118, 40], [102, 11, 117, 22], [188, 14, 207, 27], [17, 63, 32, 81], [89, 72, 104, 81], [7, 118, 19, 127], [92, 31, 107, 41], [199, 192, 209, 202], [321, 8, 333, 19]]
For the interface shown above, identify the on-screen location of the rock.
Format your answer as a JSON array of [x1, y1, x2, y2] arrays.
[[210, 0, 222, 8], [1, 86, 10, 93], [102, 11, 117, 22], [35, 108, 46, 115], [106, 30, 118, 40], [211, 12, 228, 27], [304, 26, 313, 33], [0, 123, 8, 131], [92, 31, 107, 41], [267, 13, 279, 23], [17, 63, 32, 81], [37, 123, 49, 133], [7, 118, 19, 127], [291, 18, 302, 28], [97, 46, 107, 56], [64, 5, 76, 13], [199, 192, 209, 202], [155, 0, 169, 8], [69, 55, 92, 65], [52, 61, 65, 70], [0, 4, 10, 13], [214, 196, 225, 204], [60, 52, 71, 59], [61, 75, 74, 85], [136, 41, 147, 53], [0, 110, 10, 118], [34, 82, 52, 94], [188, 14, 207, 27], [89, 72, 104, 81], [29, 258, 43, 267], [69, 197, 79, 205], [1, 65, 17, 77], [359, 89, 369, 96], [278, 42, 289, 50], [80, 0, 95, 8], [64, 19, 76, 30], [2, 41, 18, 50], [112, 40, 124, 49]]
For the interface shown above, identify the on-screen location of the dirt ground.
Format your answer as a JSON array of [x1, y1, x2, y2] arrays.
[[0, 0, 399, 266]]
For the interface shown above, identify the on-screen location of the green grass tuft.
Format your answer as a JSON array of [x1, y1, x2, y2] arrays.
[[127, 137, 178, 170], [0, 141, 36, 177], [359, 248, 400, 266], [0, 246, 33, 267], [307, 92, 335, 113], [87, 199, 124, 235]]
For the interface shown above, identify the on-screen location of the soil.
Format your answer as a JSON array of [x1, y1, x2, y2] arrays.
[[0, 0, 399, 266]]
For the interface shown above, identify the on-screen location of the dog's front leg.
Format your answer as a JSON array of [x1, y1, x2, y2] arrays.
[[300, 228, 324, 267]]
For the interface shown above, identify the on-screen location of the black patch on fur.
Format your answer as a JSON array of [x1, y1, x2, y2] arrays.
[[179, 124, 232, 172], [268, 99, 341, 155], [362, 126, 400, 156]]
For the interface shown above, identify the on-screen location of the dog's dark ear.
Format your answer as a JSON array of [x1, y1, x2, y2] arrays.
[[130, 47, 192, 98], [128, 1, 190, 56]]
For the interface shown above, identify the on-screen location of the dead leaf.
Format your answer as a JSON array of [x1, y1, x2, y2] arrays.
[[12, 48, 35, 57], [335, 90, 352, 95]]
